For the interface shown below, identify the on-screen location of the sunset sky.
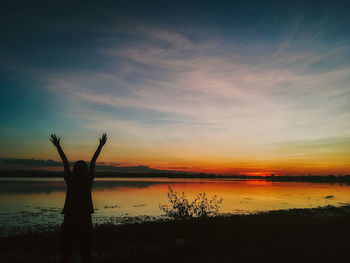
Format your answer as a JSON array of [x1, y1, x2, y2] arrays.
[[1, 1, 349, 175]]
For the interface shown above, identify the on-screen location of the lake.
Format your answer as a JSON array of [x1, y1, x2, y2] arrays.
[[1, 177, 349, 230]]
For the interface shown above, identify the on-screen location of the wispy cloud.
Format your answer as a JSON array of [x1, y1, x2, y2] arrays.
[[1, 11, 350, 174]]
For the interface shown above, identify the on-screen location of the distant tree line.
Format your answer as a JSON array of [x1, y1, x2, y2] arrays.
[[0, 169, 350, 184]]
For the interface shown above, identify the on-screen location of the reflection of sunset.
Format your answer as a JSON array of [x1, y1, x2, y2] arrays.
[[89, 179, 350, 215], [2, 178, 350, 228], [243, 180, 271, 186]]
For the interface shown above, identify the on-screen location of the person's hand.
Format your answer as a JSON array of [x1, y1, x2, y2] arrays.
[[50, 134, 61, 148], [99, 133, 107, 147]]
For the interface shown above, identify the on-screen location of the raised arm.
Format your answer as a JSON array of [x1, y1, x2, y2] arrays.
[[89, 133, 107, 177], [50, 134, 70, 178]]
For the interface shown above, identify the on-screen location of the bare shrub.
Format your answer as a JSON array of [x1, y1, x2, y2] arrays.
[[160, 186, 223, 220]]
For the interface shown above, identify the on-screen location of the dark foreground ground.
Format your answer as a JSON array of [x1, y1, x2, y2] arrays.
[[2, 206, 350, 263]]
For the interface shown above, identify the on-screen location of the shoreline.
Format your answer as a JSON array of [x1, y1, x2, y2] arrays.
[[2, 205, 350, 262], [2, 172, 350, 185]]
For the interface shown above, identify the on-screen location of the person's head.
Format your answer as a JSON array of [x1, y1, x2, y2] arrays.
[[72, 160, 88, 177]]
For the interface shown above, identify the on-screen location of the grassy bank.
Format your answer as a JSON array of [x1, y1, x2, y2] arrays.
[[1, 205, 350, 263]]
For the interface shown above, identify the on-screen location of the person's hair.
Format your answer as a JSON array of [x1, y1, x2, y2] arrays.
[[72, 160, 88, 177]]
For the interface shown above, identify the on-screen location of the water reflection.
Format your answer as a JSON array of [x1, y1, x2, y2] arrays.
[[0, 180, 165, 194], [1, 177, 350, 230]]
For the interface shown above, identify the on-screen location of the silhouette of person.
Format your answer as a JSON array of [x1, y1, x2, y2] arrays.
[[50, 133, 107, 263]]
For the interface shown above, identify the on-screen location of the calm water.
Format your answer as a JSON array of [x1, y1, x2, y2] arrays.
[[1, 177, 350, 230]]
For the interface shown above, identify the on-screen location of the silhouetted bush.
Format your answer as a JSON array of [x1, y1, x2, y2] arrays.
[[160, 186, 223, 220]]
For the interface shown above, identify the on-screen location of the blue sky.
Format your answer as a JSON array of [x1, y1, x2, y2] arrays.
[[1, 1, 350, 174]]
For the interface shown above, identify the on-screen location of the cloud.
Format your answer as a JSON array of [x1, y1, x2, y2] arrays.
[[0, 158, 170, 173], [0, 158, 68, 168], [271, 136, 350, 156], [1, 11, 350, 174], [15, 21, 343, 162]]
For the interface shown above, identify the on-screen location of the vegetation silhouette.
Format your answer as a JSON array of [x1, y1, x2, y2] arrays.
[[160, 186, 223, 220], [50, 133, 107, 263], [3, 205, 350, 263]]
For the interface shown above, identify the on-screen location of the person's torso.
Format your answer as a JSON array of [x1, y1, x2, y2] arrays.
[[62, 177, 94, 215]]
